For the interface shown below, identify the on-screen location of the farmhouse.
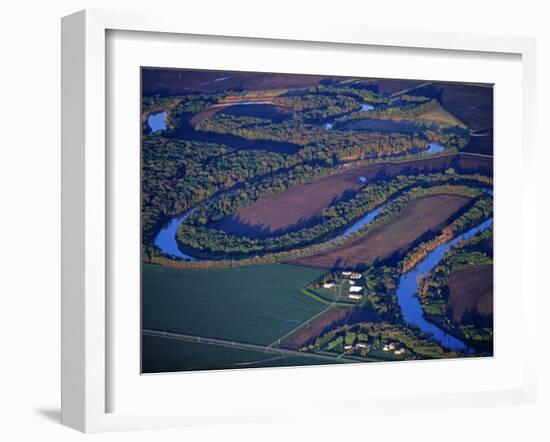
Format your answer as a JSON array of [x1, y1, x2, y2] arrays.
[[383, 342, 397, 352], [348, 293, 363, 301], [350, 272, 362, 280], [323, 281, 336, 289], [349, 286, 363, 293], [341, 271, 352, 277], [344, 345, 353, 351], [356, 342, 368, 349], [395, 348, 406, 355]]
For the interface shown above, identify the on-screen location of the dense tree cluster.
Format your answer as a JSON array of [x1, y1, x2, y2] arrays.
[[141, 136, 303, 243], [175, 173, 491, 260], [303, 321, 461, 360], [196, 113, 450, 158], [141, 81, 480, 262]]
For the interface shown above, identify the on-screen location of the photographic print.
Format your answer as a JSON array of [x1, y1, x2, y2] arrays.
[[141, 68, 493, 373]]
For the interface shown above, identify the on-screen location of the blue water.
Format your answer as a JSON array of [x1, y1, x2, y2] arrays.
[[148, 112, 167, 132], [338, 208, 382, 238], [361, 104, 374, 112], [153, 213, 195, 260], [154, 204, 385, 260], [396, 217, 493, 352], [426, 142, 444, 154]]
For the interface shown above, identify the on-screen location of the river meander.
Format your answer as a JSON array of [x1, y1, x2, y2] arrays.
[[396, 217, 493, 352]]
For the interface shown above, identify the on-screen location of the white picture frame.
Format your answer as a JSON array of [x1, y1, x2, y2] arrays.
[[61, 9, 537, 433]]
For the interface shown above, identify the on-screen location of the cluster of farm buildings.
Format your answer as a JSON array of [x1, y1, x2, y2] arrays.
[[343, 340, 405, 356], [323, 270, 365, 301], [344, 341, 370, 353], [382, 342, 406, 355]]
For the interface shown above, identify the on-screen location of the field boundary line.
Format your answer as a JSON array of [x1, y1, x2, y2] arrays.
[[268, 280, 354, 349], [142, 328, 350, 363]]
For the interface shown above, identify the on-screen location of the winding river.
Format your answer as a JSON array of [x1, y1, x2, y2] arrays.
[[153, 212, 195, 260], [153, 184, 493, 352], [396, 217, 493, 352], [147, 99, 491, 353], [154, 203, 385, 261]]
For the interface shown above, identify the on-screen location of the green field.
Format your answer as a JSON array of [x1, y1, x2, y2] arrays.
[[142, 263, 327, 345], [142, 335, 337, 372]]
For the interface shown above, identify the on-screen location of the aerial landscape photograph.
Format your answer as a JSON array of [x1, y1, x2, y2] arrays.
[[140, 68, 494, 373]]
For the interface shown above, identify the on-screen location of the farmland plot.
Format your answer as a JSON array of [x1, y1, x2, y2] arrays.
[[214, 154, 491, 239], [288, 194, 473, 271], [142, 263, 326, 345]]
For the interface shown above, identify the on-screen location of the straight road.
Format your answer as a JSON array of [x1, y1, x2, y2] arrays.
[[142, 328, 352, 364]]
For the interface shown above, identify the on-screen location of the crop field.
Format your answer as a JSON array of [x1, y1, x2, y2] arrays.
[[218, 103, 293, 122], [281, 306, 354, 350], [371, 78, 427, 95], [462, 129, 493, 156], [447, 264, 493, 325], [142, 69, 494, 371], [288, 194, 473, 271], [142, 263, 327, 345], [142, 335, 278, 372], [344, 102, 463, 130], [142, 335, 333, 373], [189, 103, 293, 128], [410, 82, 494, 132], [214, 154, 491, 239], [142, 69, 337, 95]]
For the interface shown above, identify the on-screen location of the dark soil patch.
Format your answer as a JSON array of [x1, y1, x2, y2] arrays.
[[409, 82, 493, 132], [213, 154, 492, 239], [370, 79, 428, 95], [288, 194, 473, 271], [447, 264, 493, 326], [281, 307, 352, 350], [462, 130, 493, 156], [142, 68, 341, 95], [219, 104, 293, 122]]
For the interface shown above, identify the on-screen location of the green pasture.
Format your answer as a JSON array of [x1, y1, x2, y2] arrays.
[[142, 263, 326, 345]]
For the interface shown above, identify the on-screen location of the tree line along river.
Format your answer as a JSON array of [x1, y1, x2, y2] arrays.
[[146, 103, 491, 354], [152, 184, 492, 353]]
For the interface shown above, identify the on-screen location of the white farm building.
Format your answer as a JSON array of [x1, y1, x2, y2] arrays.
[[349, 286, 363, 293]]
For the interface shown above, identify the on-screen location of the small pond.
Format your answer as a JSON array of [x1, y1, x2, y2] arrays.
[[425, 142, 444, 154], [148, 111, 167, 132]]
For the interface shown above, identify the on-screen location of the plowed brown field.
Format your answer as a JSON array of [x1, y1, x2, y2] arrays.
[[288, 194, 473, 271], [447, 264, 493, 325], [213, 154, 491, 239]]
